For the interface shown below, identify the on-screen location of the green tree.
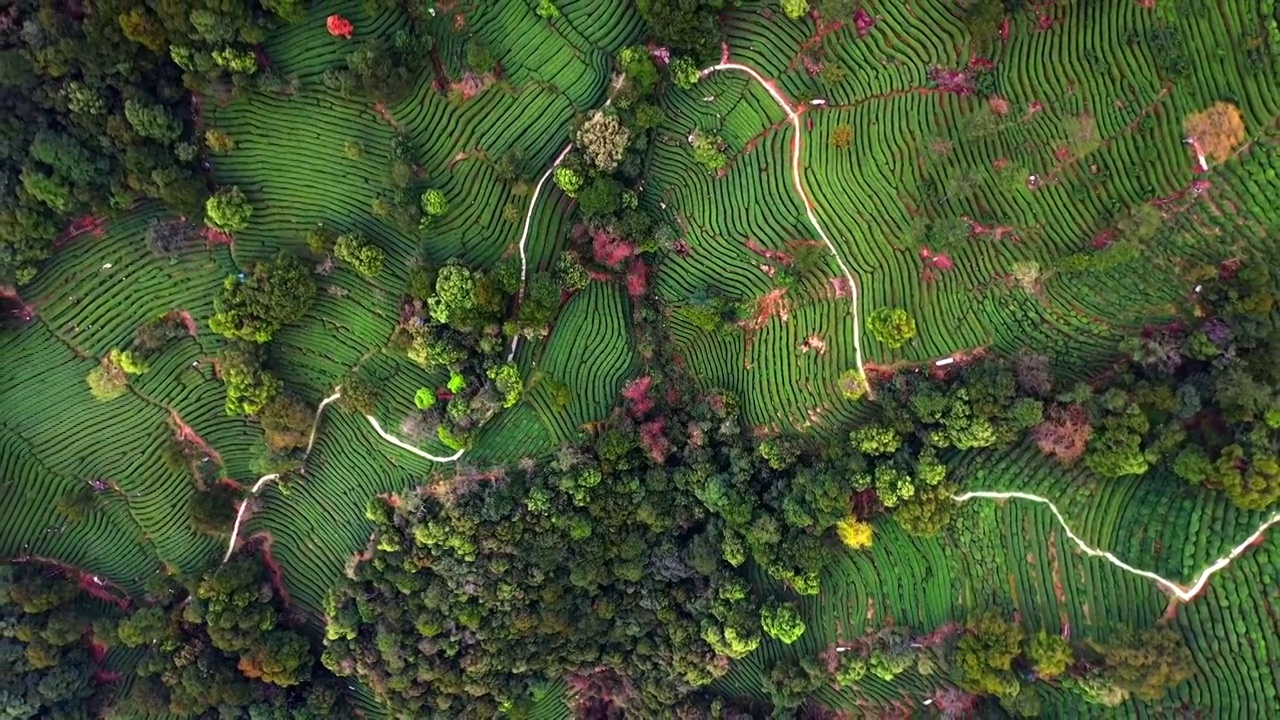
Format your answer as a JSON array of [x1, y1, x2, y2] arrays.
[[414, 388, 437, 410], [260, 394, 314, 452], [553, 166, 583, 197], [954, 615, 1025, 699], [1083, 428, 1150, 478], [760, 599, 806, 644], [333, 232, 385, 279], [210, 253, 316, 343], [782, 0, 809, 19], [868, 307, 917, 348], [124, 99, 183, 142], [421, 189, 449, 217], [850, 424, 902, 456], [669, 57, 700, 89], [576, 110, 630, 172], [218, 343, 282, 416], [1027, 630, 1073, 679], [894, 482, 958, 537], [487, 363, 524, 408], [205, 186, 253, 233], [1090, 627, 1194, 702], [188, 484, 241, 535]]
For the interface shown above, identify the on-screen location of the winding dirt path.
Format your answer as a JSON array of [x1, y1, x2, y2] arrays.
[[695, 60, 1275, 605], [507, 74, 627, 362], [699, 61, 868, 384], [508, 143, 573, 361], [362, 413, 466, 462], [953, 490, 1280, 603], [223, 389, 463, 563]]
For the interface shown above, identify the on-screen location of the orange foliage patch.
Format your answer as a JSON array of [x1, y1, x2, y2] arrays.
[[1184, 102, 1245, 164]]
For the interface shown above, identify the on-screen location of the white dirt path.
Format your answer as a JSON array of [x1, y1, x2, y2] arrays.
[[699, 62, 868, 383], [507, 74, 627, 362], [694, 60, 1276, 605], [508, 143, 574, 362], [222, 389, 463, 563], [953, 490, 1280, 603]]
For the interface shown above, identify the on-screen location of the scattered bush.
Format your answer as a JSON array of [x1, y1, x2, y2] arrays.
[[86, 364, 128, 401], [205, 185, 252, 233], [576, 110, 631, 172], [305, 224, 336, 256], [108, 348, 149, 375], [1184, 102, 1246, 164], [830, 124, 853, 149], [690, 130, 727, 172], [339, 375, 379, 415], [420, 189, 448, 217], [465, 38, 498, 74], [333, 232, 385, 279], [760, 600, 806, 644], [205, 129, 236, 153], [536, 0, 561, 19], [837, 368, 868, 400], [867, 307, 917, 348]]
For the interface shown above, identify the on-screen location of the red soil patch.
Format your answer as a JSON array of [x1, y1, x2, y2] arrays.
[[52, 215, 107, 252], [8, 556, 131, 610], [242, 534, 293, 611], [169, 410, 223, 468], [371, 101, 405, 132]]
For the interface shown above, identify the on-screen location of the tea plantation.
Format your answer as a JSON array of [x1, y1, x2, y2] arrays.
[[1, 0, 1277, 717]]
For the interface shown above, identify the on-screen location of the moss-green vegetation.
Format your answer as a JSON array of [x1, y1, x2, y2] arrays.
[[2, 0, 1278, 717]]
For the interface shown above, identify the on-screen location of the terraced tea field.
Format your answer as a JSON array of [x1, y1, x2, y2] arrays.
[[2, 0, 1278, 716]]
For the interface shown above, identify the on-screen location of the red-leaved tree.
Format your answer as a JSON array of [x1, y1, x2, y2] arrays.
[[1032, 404, 1093, 466], [327, 14, 354, 40]]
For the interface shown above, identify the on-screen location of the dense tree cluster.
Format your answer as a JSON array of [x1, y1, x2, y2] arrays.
[[392, 256, 558, 448], [1068, 259, 1277, 508], [636, 0, 728, 59], [849, 359, 1046, 529], [322, 439, 757, 715], [0, 564, 111, 718], [0, 0, 308, 285], [109, 553, 349, 718], [210, 252, 315, 344], [950, 614, 1194, 714], [4, 552, 348, 719]]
